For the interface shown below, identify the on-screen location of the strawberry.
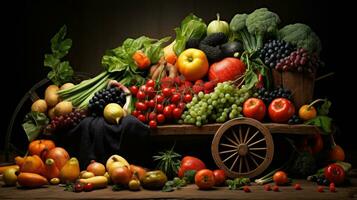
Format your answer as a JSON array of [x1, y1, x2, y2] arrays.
[[192, 85, 204, 94], [264, 184, 271, 191], [294, 183, 302, 190], [243, 186, 250, 192], [273, 185, 279, 192], [195, 79, 204, 85], [329, 183, 336, 192]]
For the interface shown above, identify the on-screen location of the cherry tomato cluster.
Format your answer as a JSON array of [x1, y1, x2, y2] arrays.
[[130, 79, 194, 128]]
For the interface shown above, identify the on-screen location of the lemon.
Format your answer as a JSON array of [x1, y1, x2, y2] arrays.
[[103, 103, 125, 124]]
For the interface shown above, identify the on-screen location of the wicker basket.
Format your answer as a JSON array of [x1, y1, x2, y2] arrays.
[[272, 69, 315, 108]]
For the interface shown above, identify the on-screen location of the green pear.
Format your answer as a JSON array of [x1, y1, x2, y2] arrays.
[[3, 168, 19, 186]]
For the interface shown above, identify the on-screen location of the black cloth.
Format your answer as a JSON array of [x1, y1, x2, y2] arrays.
[[56, 115, 151, 169]]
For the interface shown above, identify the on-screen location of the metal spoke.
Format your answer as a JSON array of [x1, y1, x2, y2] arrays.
[[248, 138, 266, 147], [244, 157, 250, 172], [249, 147, 267, 151], [248, 154, 259, 167], [231, 129, 241, 144], [220, 149, 237, 154], [243, 126, 249, 143], [222, 151, 238, 163], [250, 151, 265, 160], [245, 130, 259, 145], [220, 143, 237, 149], [239, 156, 242, 173], [225, 135, 239, 146], [230, 155, 240, 171]]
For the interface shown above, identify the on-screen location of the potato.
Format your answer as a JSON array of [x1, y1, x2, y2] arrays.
[[48, 107, 56, 119], [31, 99, 48, 113], [54, 101, 73, 116], [60, 83, 75, 90], [45, 85, 60, 107]]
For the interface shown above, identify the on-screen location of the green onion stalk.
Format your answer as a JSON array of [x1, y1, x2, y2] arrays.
[[58, 70, 142, 109]]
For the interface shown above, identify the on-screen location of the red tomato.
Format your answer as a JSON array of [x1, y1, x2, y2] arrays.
[[74, 183, 83, 192], [178, 102, 186, 110], [155, 95, 164, 104], [169, 104, 176, 110], [162, 88, 172, 97], [184, 94, 193, 103], [171, 94, 181, 104], [178, 156, 206, 178], [136, 91, 146, 100], [157, 114, 165, 123], [273, 171, 288, 186], [213, 169, 226, 186], [149, 112, 157, 120], [135, 102, 147, 111], [243, 98, 266, 121], [131, 110, 141, 117], [149, 120, 157, 128], [137, 114, 146, 123], [139, 85, 147, 91], [147, 99, 156, 108], [146, 79, 155, 88], [171, 88, 177, 94], [324, 164, 345, 185], [172, 108, 183, 119], [146, 86, 155, 98], [268, 98, 295, 123], [195, 169, 215, 190], [83, 183, 94, 192], [130, 86, 139, 96], [156, 104, 164, 113], [208, 57, 246, 83], [163, 106, 173, 118]]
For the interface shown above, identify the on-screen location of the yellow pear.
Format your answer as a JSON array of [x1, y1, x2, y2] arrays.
[[60, 157, 80, 183]]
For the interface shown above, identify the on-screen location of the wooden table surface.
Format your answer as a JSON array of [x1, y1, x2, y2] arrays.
[[1, 179, 356, 200]]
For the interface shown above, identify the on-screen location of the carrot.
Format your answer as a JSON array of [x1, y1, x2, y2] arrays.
[[17, 172, 48, 188], [132, 50, 151, 70], [164, 42, 177, 65], [0, 165, 19, 174], [44, 158, 60, 180]]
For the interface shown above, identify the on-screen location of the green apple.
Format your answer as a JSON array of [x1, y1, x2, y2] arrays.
[[3, 168, 19, 186]]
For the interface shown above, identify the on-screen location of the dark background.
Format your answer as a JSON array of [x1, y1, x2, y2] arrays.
[[1, 0, 354, 164]]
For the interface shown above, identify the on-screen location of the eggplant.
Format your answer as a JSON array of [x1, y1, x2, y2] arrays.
[[220, 41, 244, 57]]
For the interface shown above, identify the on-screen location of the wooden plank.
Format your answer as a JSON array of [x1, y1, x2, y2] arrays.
[[0, 179, 355, 200], [151, 123, 321, 136]]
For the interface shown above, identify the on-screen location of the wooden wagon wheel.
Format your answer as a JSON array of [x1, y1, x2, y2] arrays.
[[211, 118, 274, 178]]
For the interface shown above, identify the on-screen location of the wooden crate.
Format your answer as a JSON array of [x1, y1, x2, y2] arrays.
[[272, 69, 315, 108]]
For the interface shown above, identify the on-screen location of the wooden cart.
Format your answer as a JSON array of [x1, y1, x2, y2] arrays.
[[151, 118, 321, 178]]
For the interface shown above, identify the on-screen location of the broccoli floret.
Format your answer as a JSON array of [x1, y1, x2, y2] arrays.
[[230, 13, 248, 32], [246, 8, 280, 51], [229, 13, 255, 53], [278, 23, 322, 54]]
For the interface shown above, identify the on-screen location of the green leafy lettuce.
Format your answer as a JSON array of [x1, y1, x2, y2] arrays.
[[173, 14, 207, 55], [22, 112, 49, 141], [102, 36, 170, 73], [44, 25, 74, 85]]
